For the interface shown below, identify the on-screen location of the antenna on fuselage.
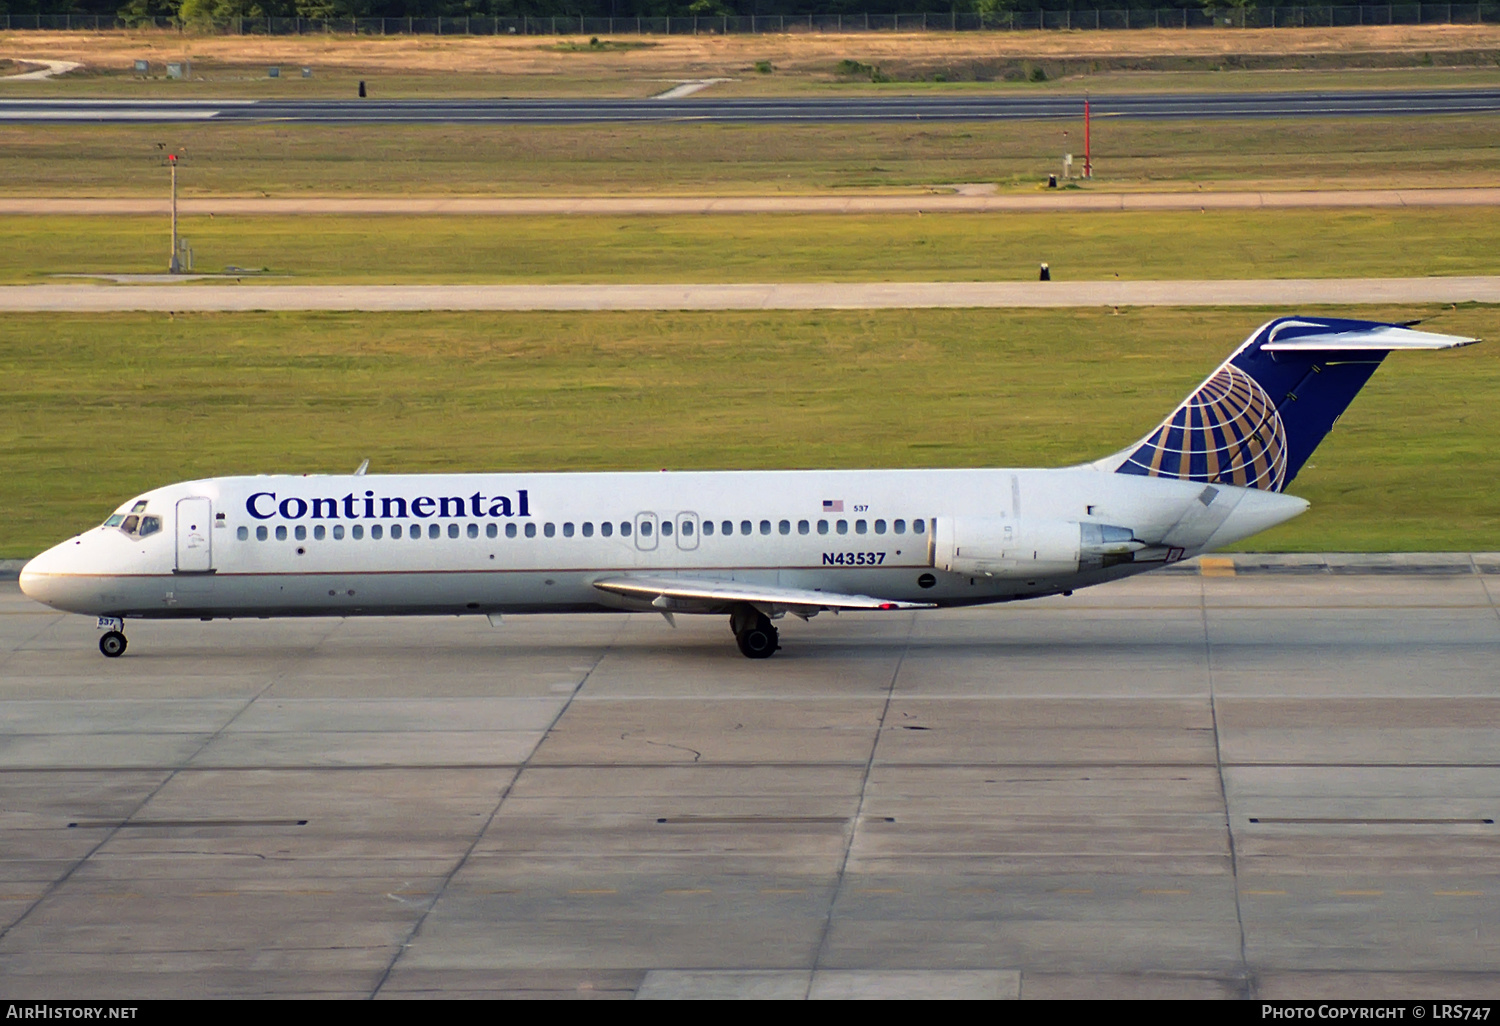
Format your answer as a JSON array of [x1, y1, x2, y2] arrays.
[[353, 459, 369, 476]]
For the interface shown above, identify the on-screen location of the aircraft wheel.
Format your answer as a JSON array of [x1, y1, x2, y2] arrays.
[[99, 631, 127, 658], [735, 623, 779, 659]]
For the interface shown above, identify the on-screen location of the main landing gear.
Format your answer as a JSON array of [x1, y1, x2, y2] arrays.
[[730, 606, 779, 660], [99, 631, 127, 658]]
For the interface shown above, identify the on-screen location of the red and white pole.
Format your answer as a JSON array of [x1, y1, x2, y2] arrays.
[[1084, 98, 1092, 179]]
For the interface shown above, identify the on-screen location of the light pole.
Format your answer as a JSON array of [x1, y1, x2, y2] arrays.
[[168, 152, 180, 273]]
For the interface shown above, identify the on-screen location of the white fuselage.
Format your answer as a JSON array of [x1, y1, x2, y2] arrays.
[[20, 467, 1307, 622]]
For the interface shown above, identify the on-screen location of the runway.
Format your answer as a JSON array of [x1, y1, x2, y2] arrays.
[[1, 89, 1498, 124], [5, 276, 1500, 312], [3, 559, 1500, 998], [7, 188, 1500, 217]]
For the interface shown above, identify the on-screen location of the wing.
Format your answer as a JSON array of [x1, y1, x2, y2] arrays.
[[592, 576, 933, 617]]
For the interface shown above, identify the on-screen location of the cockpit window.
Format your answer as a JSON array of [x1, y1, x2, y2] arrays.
[[103, 514, 125, 527], [138, 516, 161, 537], [121, 515, 139, 533], [130, 500, 148, 513]]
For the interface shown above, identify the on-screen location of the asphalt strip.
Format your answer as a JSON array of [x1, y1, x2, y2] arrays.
[[4, 188, 1500, 216], [4, 277, 1499, 312]]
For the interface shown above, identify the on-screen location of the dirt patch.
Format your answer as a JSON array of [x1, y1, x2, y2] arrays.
[[6, 24, 1500, 78], [860, 47, 1500, 84]]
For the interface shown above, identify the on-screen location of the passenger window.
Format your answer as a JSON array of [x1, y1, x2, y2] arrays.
[[544, 523, 556, 538], [722, 521, 733, 536], [295, 525, 307, 541], [276, 525, 288, 541], [448, 523, 459, 539], [836, 520, 848, 535], [740, 521, 752, 536], [894, 519, 906, 535], [410, 523, 421, 539], [681, 520, 693, 536], [506, 523, 516, 538], [702, 521, 713, 536], [313, 525, 325, 541], [661, 521, 672, 537], [759, 520, 771, 536], [582, 522, 593, 537], [237, 525, 248, 540], [601, 522, 613, 538], [818, 520, 829, 535], [855, 519, 867, 534], [563, 522, 574, 538], [486, 523, 496, 539], [391, 524, 402, 539], [640, 521, 652, 537], [621, 521, 632, 537], [352, 525, 364, 540], [525, 523, 537, 538], [333, 525, 345, 540], [914, 519, 926, 534], [778, 520, 790, 535], [468, 523, 478, 539], [372, 524, 384, 540], [875, 519, 886, 534], [428, 524, 440, 539], [256, 525, 268, 541], [121, 515, 139, 534]]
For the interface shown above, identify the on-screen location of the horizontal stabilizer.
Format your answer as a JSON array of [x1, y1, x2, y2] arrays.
[[593, 576, 932, 614], [1262, 325, 1478, 352]]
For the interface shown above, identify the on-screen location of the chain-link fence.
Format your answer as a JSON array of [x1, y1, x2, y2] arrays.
[[3, 6, 1499, 34]]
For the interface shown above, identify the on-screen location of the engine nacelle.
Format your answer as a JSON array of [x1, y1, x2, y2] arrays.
[[933, 518, 1142, 578]]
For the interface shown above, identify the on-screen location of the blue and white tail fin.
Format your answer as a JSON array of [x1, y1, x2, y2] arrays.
[[1099, 316, 1478, 492]]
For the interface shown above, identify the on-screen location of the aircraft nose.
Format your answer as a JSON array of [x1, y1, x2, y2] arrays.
[[18, 539, 85, 609]]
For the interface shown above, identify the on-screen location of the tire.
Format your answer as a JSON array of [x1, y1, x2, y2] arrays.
[[99, 631, 127, 658], [735, 625, 778, 659]]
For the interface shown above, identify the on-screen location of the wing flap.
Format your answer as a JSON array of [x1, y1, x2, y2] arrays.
[[592, 576, 932, 613]]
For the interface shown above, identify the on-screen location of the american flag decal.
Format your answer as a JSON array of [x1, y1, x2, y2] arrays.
[[822, 500, 843, 512]]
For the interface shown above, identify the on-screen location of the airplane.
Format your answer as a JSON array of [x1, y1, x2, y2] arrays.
[[19, 315, 1478, 660]]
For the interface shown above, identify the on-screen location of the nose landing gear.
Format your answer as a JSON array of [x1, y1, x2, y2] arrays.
[[730, 606, 780, 659], [99, 630, 128, 658]]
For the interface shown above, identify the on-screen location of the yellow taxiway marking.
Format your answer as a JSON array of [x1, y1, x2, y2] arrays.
[[479, 889, 519, 894], [0, 894, 40, 901], [950, 887, 996, 894], [663, 888, 713, 895], [854, 888, 903, 894], [1141, 889, 1191, 895], [1242, 889, 1289, 896], [1434, 890, 1484, 897], [1199, 557, 1237, 578], [1053, 888, 1094, 894], [760, 888, 807, 895], [1334, 889, 1385, 897], [568, 889, 618, 895]]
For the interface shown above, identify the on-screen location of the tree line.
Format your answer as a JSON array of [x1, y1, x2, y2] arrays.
[[0, 1, 1430, 20]]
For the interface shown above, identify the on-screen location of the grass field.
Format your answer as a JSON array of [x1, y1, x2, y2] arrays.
[[3, 24, 1498, 99], [1, 115, 1497, 197], [2, 305, 1494, 557], [4, 208, 1497, 284]]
